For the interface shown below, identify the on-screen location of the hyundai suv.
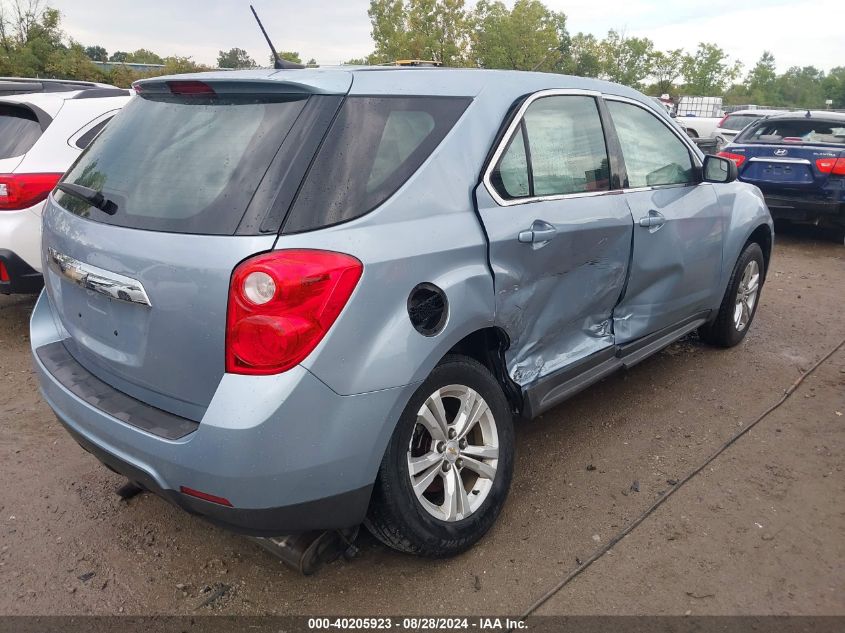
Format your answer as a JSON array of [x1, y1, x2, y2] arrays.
[[31, 68, 772, 557]]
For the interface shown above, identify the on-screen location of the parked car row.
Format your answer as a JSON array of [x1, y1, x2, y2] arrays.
[[718, 111, 845, 240], [15, 66, 776, 558], [0, 78, 130, 294]]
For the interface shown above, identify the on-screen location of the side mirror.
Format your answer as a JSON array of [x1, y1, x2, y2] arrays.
[[702, 154, 738, 184]]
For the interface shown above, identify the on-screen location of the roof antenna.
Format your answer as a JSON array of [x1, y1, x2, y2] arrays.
[[250, 4, 304, 70]]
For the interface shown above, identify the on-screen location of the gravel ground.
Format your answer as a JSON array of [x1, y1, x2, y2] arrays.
[[0, 226, 842, 616]]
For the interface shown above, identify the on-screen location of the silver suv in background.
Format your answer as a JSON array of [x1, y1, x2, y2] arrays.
[[32, 68, 772, 557]]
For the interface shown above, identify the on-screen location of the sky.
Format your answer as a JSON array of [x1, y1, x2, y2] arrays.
[[47, 0, 843, 73]]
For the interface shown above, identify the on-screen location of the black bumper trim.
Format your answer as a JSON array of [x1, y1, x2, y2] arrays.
[[0, 249, 43, 295], [55, 416, 373, 536], [763, 194, 843, 223], [37, 341, 199, 440]]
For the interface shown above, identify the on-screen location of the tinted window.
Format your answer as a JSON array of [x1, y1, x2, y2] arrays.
[[490, 123, 530, 199], [490, 96, 609, 200], [56, 93, 309, 234], [607, 101, 695, 188], [283, 96, 471, 234], [736, 118, 845, 146], [0, 104, 43, 159], [74, 116, 113, 149], [722, 114, 761, 131]]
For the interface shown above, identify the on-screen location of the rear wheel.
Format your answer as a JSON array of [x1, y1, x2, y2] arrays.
[[365, 355, 514, 557], [699, 242, 765, 347]]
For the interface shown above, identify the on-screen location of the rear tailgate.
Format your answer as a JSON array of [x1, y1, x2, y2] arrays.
[[42, 73, 350, 421], [731, 145, 844, 189]]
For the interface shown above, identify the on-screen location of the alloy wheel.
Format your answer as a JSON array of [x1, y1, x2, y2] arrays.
[[734, 259, 760, 331], [406, 385, 499, 522]]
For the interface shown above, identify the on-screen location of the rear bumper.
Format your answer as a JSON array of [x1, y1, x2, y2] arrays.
[[762, 193, 843, 225], [31, 291, 418, 536], [0, 249, 43, 295]]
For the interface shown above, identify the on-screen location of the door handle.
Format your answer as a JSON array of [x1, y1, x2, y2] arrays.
[[518, 220, 557, 244], [638, 210, 666, 228]]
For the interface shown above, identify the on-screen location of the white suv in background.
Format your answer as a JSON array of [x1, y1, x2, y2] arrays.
[[714, 109, 788, 150], [0, 86, 130, 294]]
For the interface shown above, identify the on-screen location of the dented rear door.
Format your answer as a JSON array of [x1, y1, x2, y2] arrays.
[[476, 92, 632, 388]]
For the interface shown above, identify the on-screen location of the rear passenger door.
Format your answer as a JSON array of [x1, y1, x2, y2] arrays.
[[475, 90, 632, 388], [605, 97, 725, 343]]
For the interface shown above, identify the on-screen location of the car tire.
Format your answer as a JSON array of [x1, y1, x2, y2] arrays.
[[699, 242, 765, 348], [365, 354, 514, 557]]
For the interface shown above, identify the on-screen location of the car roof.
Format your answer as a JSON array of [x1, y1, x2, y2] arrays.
[[0, 89, 130, 116], [136, 66, 653, 104], [727, 109, 788, 116], [0, 76, 116, 94], [766, 110, 845, 122]]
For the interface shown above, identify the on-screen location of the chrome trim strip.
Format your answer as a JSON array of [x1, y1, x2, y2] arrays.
[[748, 157, 812, 165], [47, 248, 152, 307]]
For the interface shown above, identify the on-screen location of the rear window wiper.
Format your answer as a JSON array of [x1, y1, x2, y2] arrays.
[[55, 182, 118, 215]]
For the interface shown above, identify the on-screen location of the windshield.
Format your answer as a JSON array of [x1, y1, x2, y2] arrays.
[[56, 92, 309, 235], [736, 118, 845, 146]]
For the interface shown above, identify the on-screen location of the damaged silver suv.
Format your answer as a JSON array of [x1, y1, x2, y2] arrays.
[[32, 67, 772, 557]]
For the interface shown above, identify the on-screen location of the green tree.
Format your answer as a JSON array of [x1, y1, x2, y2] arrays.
[[83, 44, 107, 62], [650, 49, 683, 95], [368, 0, 409, 63], [280, 50, 301, 64], [471, 0, 566, 72], [681, 43, 742, 95], [46, 41, 104, 81], [306, 57, 317, 66], [776, 66, 826, 108], [217, 47, 255, 69], [125, 48, 164, 64], [108, 50, 128, 62], [822, 66, 845, 108], [405, 0, 468, 65], [745, 51, 778, 103], [559, 32, 601, 77], [599, 29, 654, 88]]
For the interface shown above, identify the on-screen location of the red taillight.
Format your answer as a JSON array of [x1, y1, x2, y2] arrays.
[[226, 250, 363, 375], [816, 157, 845, 176], [717, 151, 746, 168], [0, 262, 9, 283], [167, 80, 216, 96], [0, 173, 63, 211], [179, 486, 232, 507], [717, 115, 729, 129]]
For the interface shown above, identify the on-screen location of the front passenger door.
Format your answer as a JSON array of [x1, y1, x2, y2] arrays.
[[606, 98, 726, 343]]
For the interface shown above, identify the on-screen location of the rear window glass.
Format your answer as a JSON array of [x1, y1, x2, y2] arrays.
[[0, 104, 43, 159], [56, 93, 308, 234], [737, 118, 845, 145], [722, 114, 760, 131], [282, 96, 471, 234]]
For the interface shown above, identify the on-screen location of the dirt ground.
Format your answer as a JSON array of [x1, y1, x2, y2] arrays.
[[0, 226, 843, 617]]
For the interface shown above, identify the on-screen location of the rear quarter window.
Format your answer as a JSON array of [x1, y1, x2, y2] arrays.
[[282, 96, 471, 234], [0, 104, 43, 159]]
